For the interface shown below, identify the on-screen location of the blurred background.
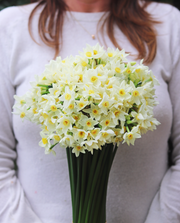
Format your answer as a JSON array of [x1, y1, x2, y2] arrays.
[[0, 0, 179, 11]]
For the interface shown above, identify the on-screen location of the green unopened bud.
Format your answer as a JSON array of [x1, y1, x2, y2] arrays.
[[130, 62, 136, 66]]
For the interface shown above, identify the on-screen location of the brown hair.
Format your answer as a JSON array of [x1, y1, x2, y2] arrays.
[[29, 0, 160, 64]]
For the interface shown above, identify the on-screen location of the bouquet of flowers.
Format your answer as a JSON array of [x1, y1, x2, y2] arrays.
[[13, 44, 160, 223]]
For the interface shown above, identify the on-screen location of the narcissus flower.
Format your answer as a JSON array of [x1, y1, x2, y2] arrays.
[[13, 43, 160, 156]]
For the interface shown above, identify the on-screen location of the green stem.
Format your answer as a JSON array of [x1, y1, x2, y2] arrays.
[[126, 125, 130, 133], [67, 144, 118, 223], [80, 150, 99, 223], [92, 144, 116, 223], [37, 84, 50, 87], [97, 144, 118, 223], [84, 148, 107, 223], [89, 145, 111, 223], [75, 155, 82, 223], [66, 148, 75, 221], [78, 153, 89, 223], [68, 148, 77, 223], [49, 142, 58, 150]]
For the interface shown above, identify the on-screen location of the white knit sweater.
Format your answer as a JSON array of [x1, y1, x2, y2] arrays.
[[0, 2, 180, 223]]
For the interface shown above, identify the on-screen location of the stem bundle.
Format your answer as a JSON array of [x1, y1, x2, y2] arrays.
[[66, 143, 118, 223]]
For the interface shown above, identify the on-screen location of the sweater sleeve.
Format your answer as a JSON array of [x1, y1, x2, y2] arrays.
[[0, 7, 42, 223], [145, 7, 180, 223]]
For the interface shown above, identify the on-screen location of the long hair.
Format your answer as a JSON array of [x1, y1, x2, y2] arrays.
[[28, 0, 160, 64]]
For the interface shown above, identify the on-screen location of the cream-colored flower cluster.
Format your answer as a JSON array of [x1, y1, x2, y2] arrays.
[[13, 44, 160, 156]]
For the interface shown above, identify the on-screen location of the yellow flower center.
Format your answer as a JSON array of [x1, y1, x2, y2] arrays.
[[54, 90, 58, 95], [86, 121, 91, 127], [45, 126, 48, 131], [42, 113, 48, 119], [86, 52, 92, 57], [107, 85, 113, 89], [102, 132, 109, 137], [92, 109, 98, 115], [133, 90, 139, 97], [93, 50, 98, 55], [20, 112, 25, 118], [68, 104, 74, 109], [136, 68, 141, 73], [108, 52, 113, 57], [63, 119, 70, 126], [119, 89, 125, 96], [114, 110, 120, 117], [90, 76, 98, 83], [102, 101, 109, 107], [115, 67, 121, 73], [89, 90, 94, 94], [82, 61, 87, 67], [20, 100, 25, 105], [128, 133, 133, 140], [97, 73, 102, 76], [78, 131, 85, 138], [79, 102, 85, 108], [33, 108, 38, 114], [105, 120, 110, 126], [78, 74, 83, 82], [114, 131, 118, 136], [42, 97, 47, 102], [65, 93, 71, 100], [91, 129, 97, 135], [73, 116, 79, 121], [99, 93, 103, 98], [42, 138, 48, 144], [51, 105, 57, 112], [54, 135, 60, 141], [49, 119, 54, 125], [126, 69, 131, 74], [76, 146, 82, 151], [62, 60, 65, 63]]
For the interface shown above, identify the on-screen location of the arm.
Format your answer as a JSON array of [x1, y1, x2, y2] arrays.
[[0, 7, 42, 223], [145, 7, 180, 223]]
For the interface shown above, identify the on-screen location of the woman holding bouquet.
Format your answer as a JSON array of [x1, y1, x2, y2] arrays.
[[0, 0, 180, 222]]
